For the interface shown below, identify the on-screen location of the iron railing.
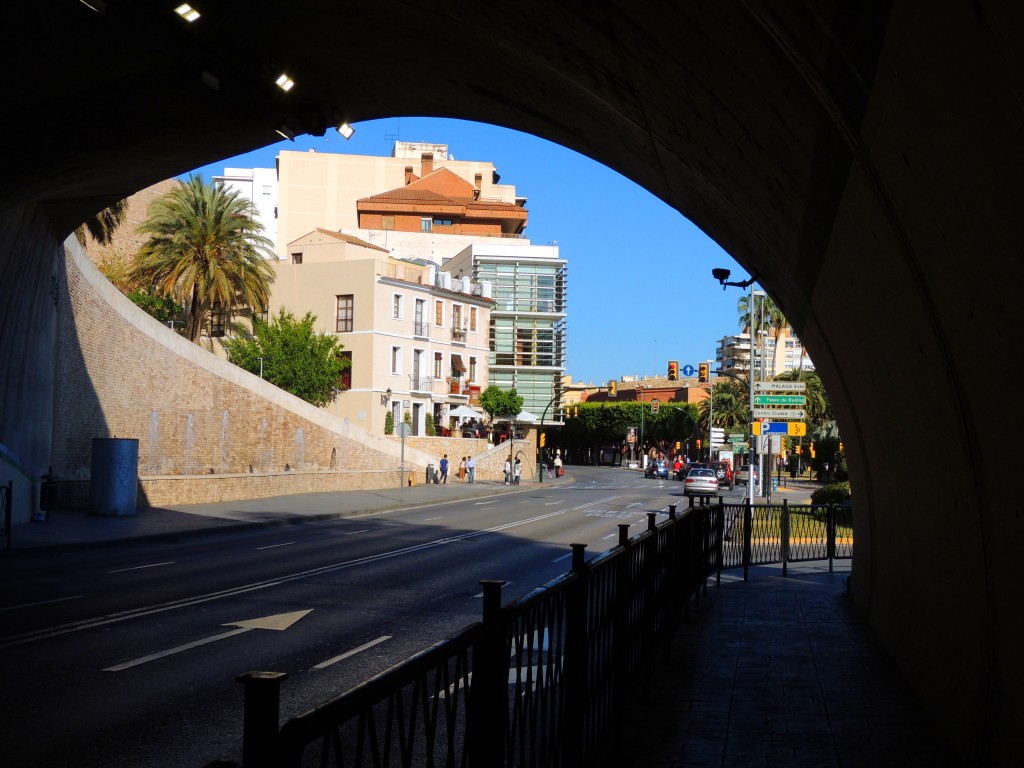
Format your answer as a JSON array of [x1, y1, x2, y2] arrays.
[[230, 504, 720, 768], [223, 498, 849, 767], [1, 480, 11, 549]]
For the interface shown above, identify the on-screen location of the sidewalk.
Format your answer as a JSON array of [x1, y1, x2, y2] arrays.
[[2, 475, 539, 552]]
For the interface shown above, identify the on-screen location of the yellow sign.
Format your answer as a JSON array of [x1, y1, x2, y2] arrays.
[[752, 421, 807, 436]]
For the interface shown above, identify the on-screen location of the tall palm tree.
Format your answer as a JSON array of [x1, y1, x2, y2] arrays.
[[698, 378, 749, 432], [737, 290, 787, 376], [132, 174, 275, 343], [774, 368, 831, 429]]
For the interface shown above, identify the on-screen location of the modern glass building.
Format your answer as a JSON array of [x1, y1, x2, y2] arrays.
[[445, 243, 567, 419]]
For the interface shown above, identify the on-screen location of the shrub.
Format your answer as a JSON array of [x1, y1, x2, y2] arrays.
[[384, 411, 394, 435], [425, 413, 435, 436], [811, 481, 851, 505]]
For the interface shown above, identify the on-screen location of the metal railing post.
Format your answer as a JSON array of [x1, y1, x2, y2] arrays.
[[611, 524, 631, 757], [2, 480, 11, 549], [236, 671, 288, 768], [562, 544, 589, 768], [781, 498, 790, 577], [743, 497, 752, 581], [471, 579, 507, 767], [715, 503, 724, 586], [827, 503, 836, 572]]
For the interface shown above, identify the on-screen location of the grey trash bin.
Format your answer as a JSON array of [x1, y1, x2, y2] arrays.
[[426, 464, 435, 484], [90, 438, 139, 516]]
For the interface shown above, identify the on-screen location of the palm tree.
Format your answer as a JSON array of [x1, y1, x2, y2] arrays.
[[774, 368, 831, 429], [698, 378, 749, 432], [76, 198, 129, 246], [132, 174, 275, 343], [737, 290, 787, 376]]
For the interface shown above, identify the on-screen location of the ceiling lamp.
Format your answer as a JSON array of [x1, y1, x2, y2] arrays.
[[274, 124, 296, 141], [336, 122, 355, 140], [275, 74, 295, 92], [174, 3, 200, 22]]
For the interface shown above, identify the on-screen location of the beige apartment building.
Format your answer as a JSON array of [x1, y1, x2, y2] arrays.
[[271, 228, 494, 436]]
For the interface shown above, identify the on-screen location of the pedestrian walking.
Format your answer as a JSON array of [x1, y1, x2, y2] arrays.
[[439, 454, 449, 484], [466, 455, 476, 484], [554, 454, 563, 477], [513, 457, 522, 485], [504, 457, 511, 485], [458, 456, 466, 482]]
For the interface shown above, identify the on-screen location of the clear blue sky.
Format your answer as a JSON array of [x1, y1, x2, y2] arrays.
[[184, 116, 753, 385]]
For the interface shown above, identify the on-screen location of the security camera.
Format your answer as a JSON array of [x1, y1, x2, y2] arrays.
[[712, 268, 731, 282]]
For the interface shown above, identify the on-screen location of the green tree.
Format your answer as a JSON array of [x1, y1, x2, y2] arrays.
[[699, 378, 749, 432], [384, 410, 395, 435], [479, 385, 524, 420], [132, 174, 275, 343], [425, 413, 436, 436], [222, 309, 348, 407]]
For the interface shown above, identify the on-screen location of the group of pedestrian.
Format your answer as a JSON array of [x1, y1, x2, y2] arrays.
[[503, 457, 522, 485], [437, 453, 476, 483]]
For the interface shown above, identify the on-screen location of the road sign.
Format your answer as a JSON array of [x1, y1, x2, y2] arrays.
[[752, 421, 807, 435], [752, 408, 806, 419], [728, 434, 746, 443], [682, 364, 695, 377], [753, 394, 806, 406], [753, 381, 806, 392]]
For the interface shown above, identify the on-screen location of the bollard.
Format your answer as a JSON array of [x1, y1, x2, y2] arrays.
[[236, 671, 288, 768]]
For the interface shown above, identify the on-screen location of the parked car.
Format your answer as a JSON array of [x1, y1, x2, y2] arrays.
[[683, 467, 719, 499], [708, 460, 733, 489], [735, 464, 759, 485]]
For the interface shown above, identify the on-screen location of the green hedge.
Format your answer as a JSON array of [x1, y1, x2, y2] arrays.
[[811, 481, 851, 505]]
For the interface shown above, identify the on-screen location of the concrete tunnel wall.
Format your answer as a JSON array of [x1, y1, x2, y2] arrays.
[[1, 1, 1022, 762]]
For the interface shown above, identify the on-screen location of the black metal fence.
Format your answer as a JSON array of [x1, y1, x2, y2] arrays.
[[225, 499, 848, 768], [1, 480, 11, 549]]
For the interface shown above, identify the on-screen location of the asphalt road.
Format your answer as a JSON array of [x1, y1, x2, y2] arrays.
[[0, 466, 758, 768]]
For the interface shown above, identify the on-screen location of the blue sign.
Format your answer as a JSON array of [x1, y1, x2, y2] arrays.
[[681, 364, 695, 377], [760, 422, 789, 434]]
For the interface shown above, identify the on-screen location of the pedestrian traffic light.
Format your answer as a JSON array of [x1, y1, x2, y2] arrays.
[[668, 360, 679, 380], [540, 433, 546, 447], [698, 362, 709, 383], [608, 380, 617, 397]]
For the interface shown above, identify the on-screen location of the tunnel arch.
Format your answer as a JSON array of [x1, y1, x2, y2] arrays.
[[3, 1, 1023, 761]]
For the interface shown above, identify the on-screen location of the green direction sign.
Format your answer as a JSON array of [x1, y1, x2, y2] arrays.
[[753, 394, 807, 406], [728, 434, 746, 443]]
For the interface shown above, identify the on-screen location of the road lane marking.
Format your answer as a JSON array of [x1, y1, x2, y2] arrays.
[[474, 500, 497, 506], [422, 516, 444, 522], [313, 635, 392, 670], [107, 561, 175, 574], [602, 533, 618, 540], [103, 610, 313, 672], [3, 496, 622, 649], [342, 529, 371, 536], [0, 595, 83, 612], [552, 552, 573, 563], [256, 541, 295, 550]]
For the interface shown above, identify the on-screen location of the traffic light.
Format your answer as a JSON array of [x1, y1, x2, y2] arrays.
[[696, 439, 702, 449], [781, 437, 787, 451], [675, 441, 681, 451], [539, 433, 546, 447], [698, 362, 709, 383], [573, 406, 579, 417], [608, 380, 617, 397], [651, 399, 660, 414], [794, 445, 801, 454], [668, 360, 679, 380], [809, 444, 816, 458]]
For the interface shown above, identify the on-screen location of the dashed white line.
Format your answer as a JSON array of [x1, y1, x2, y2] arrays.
[[423, 516, 444, 522], [256, 542, 295, 550], [108, 562, 175, 574], [0, 595, 83, 613], [342, 529, 371, 536], [552, 552, 573, 563], [313, 635, 392, 670]]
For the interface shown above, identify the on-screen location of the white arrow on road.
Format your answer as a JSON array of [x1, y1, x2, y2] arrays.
[[103, 609, 312, 672]]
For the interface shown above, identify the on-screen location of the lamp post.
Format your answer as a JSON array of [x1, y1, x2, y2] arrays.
[[257, 357, 264, 379], [712, 268, 757, 508]]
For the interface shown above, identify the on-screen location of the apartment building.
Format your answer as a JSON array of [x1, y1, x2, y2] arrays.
[[715, 326, 814, 379], [272, 229, 493, 436]]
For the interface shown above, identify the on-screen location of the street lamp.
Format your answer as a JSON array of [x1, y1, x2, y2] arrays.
[[256, 357, 264, 379], [712, 268, 757, 507]]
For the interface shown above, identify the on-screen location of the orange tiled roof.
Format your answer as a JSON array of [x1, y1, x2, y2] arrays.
[[358, 167, 526, 219]]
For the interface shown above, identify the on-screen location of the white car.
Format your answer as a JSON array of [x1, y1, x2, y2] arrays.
[[735, 464, 759, 485], [683, 467, 719, 499]]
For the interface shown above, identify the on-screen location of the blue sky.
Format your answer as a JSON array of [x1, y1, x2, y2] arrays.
[[184, 117, 752, 385]]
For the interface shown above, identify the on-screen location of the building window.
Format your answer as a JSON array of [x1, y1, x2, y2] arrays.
[[434, 352, 443, 378], [433, 218, 452, 226], [392, 294, 403, 320], [391, 346, 402, 375], [209, 302, 227, 337], [435, 300, 444, 326], [381, 215, 395, 230], [338, 351, 352, 390], [470, 307, 478, 332], [452, 304, 462, 329], [259, 305, 269, 324], [336, 295, 354, 332], [469, 356, 477, 382], [291, 252, 303, 264], [420, 217, 432, 232]]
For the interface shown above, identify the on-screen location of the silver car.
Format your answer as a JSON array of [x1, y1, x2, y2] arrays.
[[683, 467, 719, 499], [735, 464, 759, 486]]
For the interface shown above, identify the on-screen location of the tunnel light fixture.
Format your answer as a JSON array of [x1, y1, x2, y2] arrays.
[[79, 0, 107, 13], [274, 124, 296, 141], [336, 122, 355, 140], [275, 74, 295, 92], [174, 3, 200, 22]]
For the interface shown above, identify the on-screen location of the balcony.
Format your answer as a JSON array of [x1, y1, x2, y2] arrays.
[[413, 321, 430, 339], [451, 327, 467, 344], [409, 375, 434, 394]]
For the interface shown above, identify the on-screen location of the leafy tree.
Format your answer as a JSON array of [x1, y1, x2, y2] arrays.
[[479, 385, 524, 420], [126, 289, 184, 325], [559, 401, 699, 463], [384, 411, 395, 435], [132, 174, 275, 343], [222, 309, 348, 407], [699, 378, 749, 432]]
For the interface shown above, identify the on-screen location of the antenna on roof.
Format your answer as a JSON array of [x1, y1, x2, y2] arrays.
[[384, 117, 400, 143]]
